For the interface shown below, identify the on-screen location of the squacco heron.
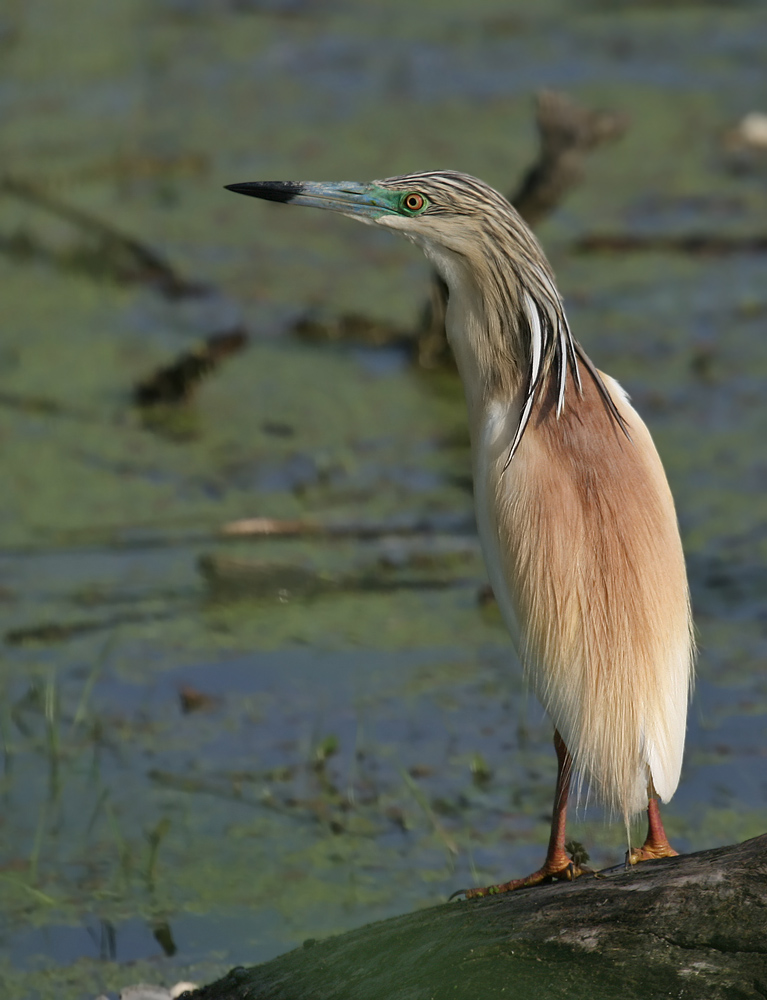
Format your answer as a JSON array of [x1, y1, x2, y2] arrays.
[[226, 171, 694, 897]]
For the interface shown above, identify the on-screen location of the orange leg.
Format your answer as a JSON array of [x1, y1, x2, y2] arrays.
[[628, 796, 679, 864], [464, 730, 586, 899]]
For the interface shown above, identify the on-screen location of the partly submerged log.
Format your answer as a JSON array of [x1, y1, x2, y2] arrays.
[[188, 834, 766, 1000]]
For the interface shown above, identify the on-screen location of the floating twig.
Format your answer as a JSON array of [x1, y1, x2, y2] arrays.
[[220, 513, 475, 540]]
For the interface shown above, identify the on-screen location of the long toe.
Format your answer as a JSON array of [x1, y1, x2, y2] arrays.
[[628, 842, 679, 864], [463, 860, 588, 899]]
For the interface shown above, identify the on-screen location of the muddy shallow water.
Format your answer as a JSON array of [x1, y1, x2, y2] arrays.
[[1, 1, 766, 997]]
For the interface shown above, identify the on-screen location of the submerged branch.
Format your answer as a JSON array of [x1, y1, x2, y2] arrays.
[[0, 174, 206, 297], [576, 231, 767, 255], [133, 329, 249, 407]]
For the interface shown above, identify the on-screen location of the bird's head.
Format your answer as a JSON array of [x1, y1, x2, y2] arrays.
[[225, 171, 537, 278], [225, 169, 627, 451], [226, 170, 575, 418]]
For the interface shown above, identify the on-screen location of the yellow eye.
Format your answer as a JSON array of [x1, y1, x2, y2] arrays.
[[403, 192, 425, 212]]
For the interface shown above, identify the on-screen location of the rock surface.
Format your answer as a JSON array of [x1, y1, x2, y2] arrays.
[[186, 834, 767, 1000]]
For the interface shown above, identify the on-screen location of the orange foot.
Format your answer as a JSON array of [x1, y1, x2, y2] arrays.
[[628, 841, 679, 864], [628, 797, 679, 865], [460, 859, 588, 900]]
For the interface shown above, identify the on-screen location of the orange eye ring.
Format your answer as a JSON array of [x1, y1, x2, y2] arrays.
[[403, 192, 425, 212]]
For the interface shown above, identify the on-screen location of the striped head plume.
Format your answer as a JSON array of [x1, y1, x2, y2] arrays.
[[367, 171, 629, 463]]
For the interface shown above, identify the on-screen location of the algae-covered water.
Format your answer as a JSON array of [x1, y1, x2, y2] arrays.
[[1, 1, 766, 997]]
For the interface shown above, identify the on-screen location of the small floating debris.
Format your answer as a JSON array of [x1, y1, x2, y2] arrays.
[[725, 111, 767, 151], [94, 983, 197, 1000], [722, 111, 767, 174], [178, 684, 220, 714]]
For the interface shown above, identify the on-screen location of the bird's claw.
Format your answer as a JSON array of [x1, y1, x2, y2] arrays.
[[627, 842, 679, 865], [458, 860, 589, 900]]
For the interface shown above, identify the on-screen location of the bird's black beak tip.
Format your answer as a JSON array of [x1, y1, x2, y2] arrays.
[[224, 181, 303, 204]]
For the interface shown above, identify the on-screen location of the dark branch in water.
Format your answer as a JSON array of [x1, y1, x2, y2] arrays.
[[510, 90, 629, 228], [576, 232, 767, 255], [0, 174, 206, 297], [133, 328, 248, 407]]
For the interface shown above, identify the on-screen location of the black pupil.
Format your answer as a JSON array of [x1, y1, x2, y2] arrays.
[[407, 195, 420, 209]]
